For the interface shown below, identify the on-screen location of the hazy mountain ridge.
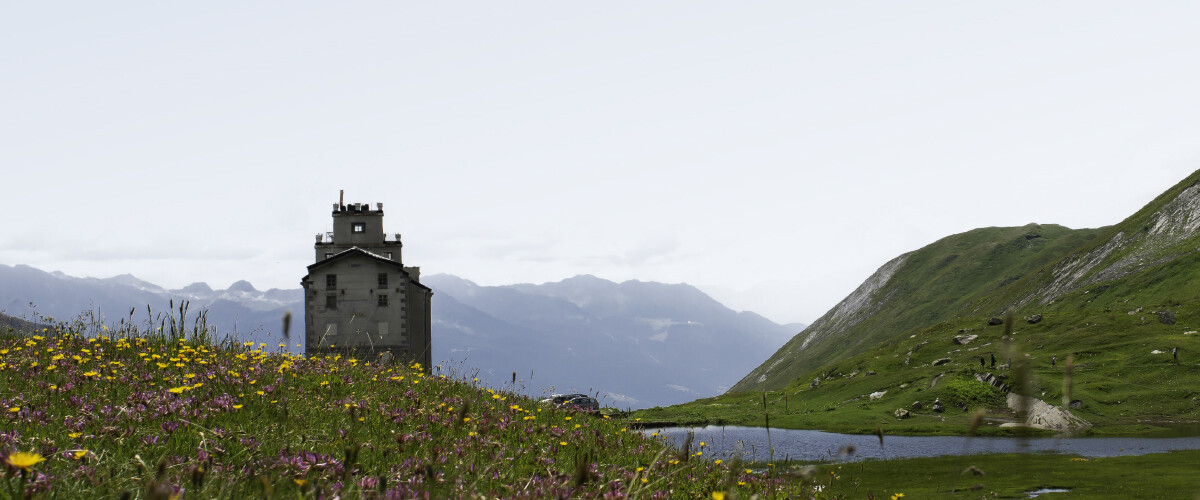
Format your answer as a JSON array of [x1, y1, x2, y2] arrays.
[[734, 169, 1200, 394], [424, 274, 802, 408], [0, 264, 800, 409]]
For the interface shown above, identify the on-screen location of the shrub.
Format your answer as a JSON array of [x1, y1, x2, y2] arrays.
[[943, 377, 1005, 409]]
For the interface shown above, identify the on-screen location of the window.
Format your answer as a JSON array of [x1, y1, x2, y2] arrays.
[[351, 222, 365, 233], [325, 293, 337, 309], [326, 274, 337, 290], [378, 294, 388, 306], [378, 273, 388, 288]]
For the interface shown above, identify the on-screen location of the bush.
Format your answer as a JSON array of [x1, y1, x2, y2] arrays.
[[943, 377, 1005, 409]]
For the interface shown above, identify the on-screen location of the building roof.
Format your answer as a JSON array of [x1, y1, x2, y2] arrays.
[[302, 246, 432, 292]]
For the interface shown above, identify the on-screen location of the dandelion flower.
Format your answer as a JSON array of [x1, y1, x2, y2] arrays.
[[7, 451, 45, 470], [712, 493, 725, 500]]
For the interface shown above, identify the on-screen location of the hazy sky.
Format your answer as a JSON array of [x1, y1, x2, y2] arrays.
[[4, 2, 1200, 325]]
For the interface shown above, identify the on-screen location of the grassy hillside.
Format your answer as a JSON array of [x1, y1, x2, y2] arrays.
[[649, 169, 1200, 434], [0, 322, 835, 498], [732, 223, 1101, 393]]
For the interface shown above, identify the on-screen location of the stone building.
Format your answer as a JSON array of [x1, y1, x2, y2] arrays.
[[301, 193, 432, 369]]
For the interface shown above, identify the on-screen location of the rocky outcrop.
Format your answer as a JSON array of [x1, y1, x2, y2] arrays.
[[731, 255, 908, 392], [1003, 393, 1091, 431], [953, 334, 978, 345], [1023, 180, 1200, 307]]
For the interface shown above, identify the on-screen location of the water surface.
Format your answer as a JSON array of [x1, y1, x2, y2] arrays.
[[646, 426, 1200, 462]]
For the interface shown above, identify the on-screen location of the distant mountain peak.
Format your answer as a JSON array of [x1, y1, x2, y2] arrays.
[[102, 273, 165, 292], [177, 282, 213, 294], [227, 280, 257, 292]]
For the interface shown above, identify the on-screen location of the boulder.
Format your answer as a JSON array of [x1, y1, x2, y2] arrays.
[[953, 334, 979, 345], [911, 400, 923, 410], [933, 357, 952, 366], [1069, 400, 1084, 410], [1025, 314, 1043, 324], [869, 390, 887, 401], [988, 317, 1004, 326], [1159, 310, 1177, 325], [932, 398, 945, 413], [810, 378, 821, 388], [894, 408, 910, 419], [929, 373, 945, 388]]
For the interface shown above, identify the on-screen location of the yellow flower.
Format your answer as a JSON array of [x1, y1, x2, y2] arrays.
[[73, 449, 88, 460], [891, 494, 905, 500], [714, 459, 723, 465], [7, 451, 45, 470], [82, 371, 99, 377], [294, 478, 307, 486], [168, 386, 189, 394], [712, 493, 725, 500], [559, 441, 568, 446], [7, 407, 18, 413], [232, 405, 243, 410], [69, 432, 82, 438]]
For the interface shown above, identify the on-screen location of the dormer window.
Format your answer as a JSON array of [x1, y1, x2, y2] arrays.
[[351, 222, 365, 233]]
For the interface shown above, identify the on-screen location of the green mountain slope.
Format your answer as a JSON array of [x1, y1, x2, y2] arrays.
[[734, 169, 1200, 394], [637, 170, 1200, 435]]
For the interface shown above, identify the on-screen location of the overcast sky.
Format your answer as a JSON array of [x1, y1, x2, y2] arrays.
[[4, 2, 1200, 325]]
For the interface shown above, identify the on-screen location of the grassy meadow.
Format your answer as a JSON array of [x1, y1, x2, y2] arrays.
[[0, 319, 844, 499], [634, 305, 1200, 436]]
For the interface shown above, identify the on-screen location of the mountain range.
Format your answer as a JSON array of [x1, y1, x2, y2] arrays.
[[0, 264, 801, 409]]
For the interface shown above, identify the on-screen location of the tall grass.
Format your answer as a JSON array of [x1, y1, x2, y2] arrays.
[[0, 319, 824, 498]]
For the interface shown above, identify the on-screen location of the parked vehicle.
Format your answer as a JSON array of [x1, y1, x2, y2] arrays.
[[540, 393, 600, 414], [564, 395, 600, 414]]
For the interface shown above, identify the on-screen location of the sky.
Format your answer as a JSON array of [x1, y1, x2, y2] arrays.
[[4, 2, 1200, 325]]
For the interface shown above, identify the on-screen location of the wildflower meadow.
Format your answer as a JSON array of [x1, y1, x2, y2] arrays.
[[0, 317, 836, 499]]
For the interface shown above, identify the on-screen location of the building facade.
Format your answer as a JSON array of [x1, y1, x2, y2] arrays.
[[301, 195, 432, 369]]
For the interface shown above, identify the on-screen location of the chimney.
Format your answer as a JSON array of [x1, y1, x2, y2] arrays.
[[377, 202, 383, 211]]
